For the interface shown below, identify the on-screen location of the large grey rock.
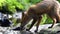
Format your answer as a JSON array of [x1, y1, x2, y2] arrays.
[[0, 23, 60, 34], [20, 23, 60, 34], [38, 23, 60, 34]]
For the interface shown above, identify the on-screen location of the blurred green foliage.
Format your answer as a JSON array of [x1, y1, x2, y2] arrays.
[[0, 0, 24, 14], [58, 0, 60, 2]]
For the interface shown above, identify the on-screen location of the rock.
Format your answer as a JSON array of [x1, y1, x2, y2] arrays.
[[0, 23, 60, 34], [21, 30, 33, 34], [0, 27, 20, 34], [4, 30, 20, 34], [38, 23, 60, 34], [0, 32, 3, 34]]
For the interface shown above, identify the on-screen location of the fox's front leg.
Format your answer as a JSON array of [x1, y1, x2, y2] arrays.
[[34, 16, 42, 33], [26, 18, 37, 31], [20, 14, 32, 31]]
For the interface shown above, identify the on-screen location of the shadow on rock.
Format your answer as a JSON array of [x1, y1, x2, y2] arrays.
[[20, 30, 33, 34], [38, 29, 56, 34]]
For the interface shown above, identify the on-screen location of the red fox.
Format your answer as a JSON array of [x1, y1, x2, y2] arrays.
[[20, 0, 60, 32]]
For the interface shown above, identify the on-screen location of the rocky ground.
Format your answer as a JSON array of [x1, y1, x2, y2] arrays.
[[0, 23, 60, 34]]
